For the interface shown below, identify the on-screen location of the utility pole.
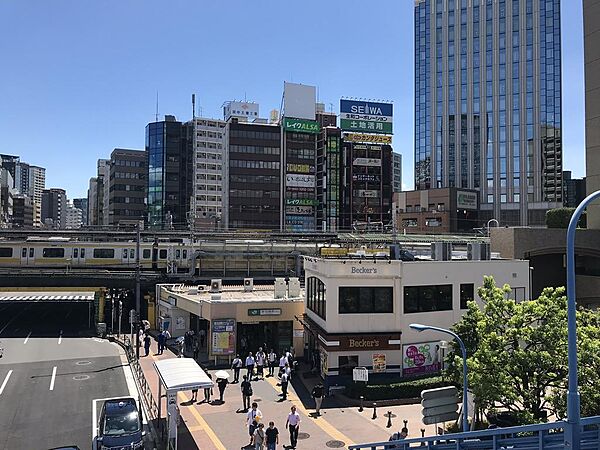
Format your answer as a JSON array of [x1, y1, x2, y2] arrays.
[[135, 222, 141, 359]]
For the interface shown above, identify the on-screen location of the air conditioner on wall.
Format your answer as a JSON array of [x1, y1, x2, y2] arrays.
[[211, 279, 222, 293], [288, 277, 301, 298], [244, 278, 254, 292], [431, 242, 452, 261], [274, 278, 286, 299]]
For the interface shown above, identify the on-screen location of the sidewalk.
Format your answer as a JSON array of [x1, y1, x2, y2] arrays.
[[137, 334, 440, 449]]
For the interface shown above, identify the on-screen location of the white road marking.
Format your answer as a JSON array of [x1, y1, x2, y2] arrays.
[[58, 330, 63, 345], [23, 331, 32, 344], [0, 370, 13, 395], [49, 366, 57, 391]]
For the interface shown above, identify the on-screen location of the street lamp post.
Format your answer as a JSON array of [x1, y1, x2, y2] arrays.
[[564, 190, 600, 450], [486, 218, 499, 237], [410, 323, 469, 433]]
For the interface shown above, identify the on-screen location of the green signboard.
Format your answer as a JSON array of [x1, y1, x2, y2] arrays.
[[248, 308, 282, 317], [340, 118, 393, 134], [283, 117, 320, 134]]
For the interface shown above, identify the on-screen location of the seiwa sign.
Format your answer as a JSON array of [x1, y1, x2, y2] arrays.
[[340, 100, 393, 118]]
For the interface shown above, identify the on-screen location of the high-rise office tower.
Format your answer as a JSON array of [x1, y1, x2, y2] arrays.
[[414, 0, 562, 226], [584, 0, 600, 228], [108, 148, 147, 226], [41, 188, 67, 229]]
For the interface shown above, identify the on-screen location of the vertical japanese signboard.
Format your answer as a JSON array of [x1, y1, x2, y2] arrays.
[[340, 100, 393, 134], [211, 318, 236, 355]]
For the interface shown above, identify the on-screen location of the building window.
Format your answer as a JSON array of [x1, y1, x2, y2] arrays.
[[0, 247, 13, 257], [339, 286, 393, 314], [307, 276, 326, 320], [508, 287, 526, 302], [338, 355, 359, 376], [159, 249, 168, 259], [404, 284, 453, 313], [142, 249, 151, 259], [460, 283, 474, 309]]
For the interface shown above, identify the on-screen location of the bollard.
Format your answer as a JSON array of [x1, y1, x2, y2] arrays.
[[372, 403, 377, 420], [420, 428, 426, 446], [359, 396, 364, 412], [386, 411, 393, 428]]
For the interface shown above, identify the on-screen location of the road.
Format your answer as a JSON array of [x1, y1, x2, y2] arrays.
[[0, 301, 133, 450]]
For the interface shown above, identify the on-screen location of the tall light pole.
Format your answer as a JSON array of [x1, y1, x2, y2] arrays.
[[135, 221, 141, 359], [564, 190, 600, 450], [410, 323, 469, 433], [486, 218, 499, 237]]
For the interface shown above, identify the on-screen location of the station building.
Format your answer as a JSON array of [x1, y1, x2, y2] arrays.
[[156, 279, 305, 363], [302, 252, 529, 386]]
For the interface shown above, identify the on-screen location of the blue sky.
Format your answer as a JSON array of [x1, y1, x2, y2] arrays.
[[0, 0, 585, 199]]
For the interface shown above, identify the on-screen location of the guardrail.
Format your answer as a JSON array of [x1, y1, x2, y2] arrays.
[[348, 415, 600, 449]]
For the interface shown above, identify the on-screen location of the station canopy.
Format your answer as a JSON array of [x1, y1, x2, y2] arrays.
[[0, 291, 95, 302], [154, 358, 214, 392]]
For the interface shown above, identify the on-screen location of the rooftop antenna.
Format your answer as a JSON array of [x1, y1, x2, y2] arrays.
[[155, 91, 159, 122], [192, 94, 196, 120]]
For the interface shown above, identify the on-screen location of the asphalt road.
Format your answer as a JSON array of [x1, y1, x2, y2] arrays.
[[0, 301, 132, 450]]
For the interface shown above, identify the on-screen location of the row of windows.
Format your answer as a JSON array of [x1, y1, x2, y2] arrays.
[[113, 172, 146, 180], [113, 159, 145, 168], [230, 189, 279, 198], [3, 247, 175, 260], [111, 197, 145, 204], [230, 160, 280, 170], [230, 145, 280, 155], [110, 184, 145, 192], [287, 148, 315, 160], [229, 129, 279, 140], [230, 174, 279, 184]]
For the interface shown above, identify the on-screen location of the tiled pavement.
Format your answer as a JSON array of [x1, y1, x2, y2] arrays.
[[138, 337, 439, 449]]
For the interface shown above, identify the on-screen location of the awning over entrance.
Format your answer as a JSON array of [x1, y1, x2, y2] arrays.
[[0, 291, 95, 302], [154, 358, 214, 392]]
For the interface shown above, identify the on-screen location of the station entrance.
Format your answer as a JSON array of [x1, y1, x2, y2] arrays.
[[236, 320, 293, 357]]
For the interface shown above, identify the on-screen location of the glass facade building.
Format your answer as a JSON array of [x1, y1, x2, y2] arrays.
[[146, 116, 193, 229], [415, 0, 562, 226]]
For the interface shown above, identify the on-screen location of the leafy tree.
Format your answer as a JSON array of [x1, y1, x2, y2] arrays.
[[447, 276, 600, 423], [545, 207, 586, 228]]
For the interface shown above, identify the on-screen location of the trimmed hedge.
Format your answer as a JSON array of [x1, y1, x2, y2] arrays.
[[344, 375, 453, 401], [546, 207, 586, 228]]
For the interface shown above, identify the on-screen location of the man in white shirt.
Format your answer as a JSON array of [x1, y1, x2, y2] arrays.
[[267, 349, 277, 377], [280, 370, 289, 400], [246, 402, 262, 446], [255, 347, 266, 379], [285, 405, 301, 449], [231, 354, 242, 383], [279, 354, 288, 378], [245, 352, 255, 380]]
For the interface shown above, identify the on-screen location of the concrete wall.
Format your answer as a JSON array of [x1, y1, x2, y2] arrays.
[[585, 0, 600, 228]]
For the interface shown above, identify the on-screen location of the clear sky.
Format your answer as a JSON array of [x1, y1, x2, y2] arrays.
[[0, 0, 585, 199]]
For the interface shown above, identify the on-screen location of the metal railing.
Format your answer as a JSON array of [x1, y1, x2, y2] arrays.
[[348, 416, 600, 449]]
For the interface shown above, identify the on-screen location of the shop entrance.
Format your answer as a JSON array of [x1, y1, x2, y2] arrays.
[[237, 321, 293, 357], [189, 314, 209, 351]]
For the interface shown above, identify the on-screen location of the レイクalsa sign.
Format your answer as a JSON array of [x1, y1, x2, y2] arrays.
[[283, 117, 320, 134]]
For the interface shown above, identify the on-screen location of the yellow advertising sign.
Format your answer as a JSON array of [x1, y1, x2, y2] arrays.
[[344, 133, 392, 145]]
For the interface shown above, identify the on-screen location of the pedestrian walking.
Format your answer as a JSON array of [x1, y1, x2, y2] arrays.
[[191, 387, 198, 402], [267, 349, 277, 377], [143, 333, 151, 357], [217, 377, 228, 403], [246, 402, 262, 446], [157, 331, 164, 354], [252, 422, 266, 450], [284, 363, 292, 381], [245, 352, 256, 380], [387, 426, 408, 449], [232, 354, 242, 383], [278, 354, 287, 378], [312, 383, 324, 416], [285, 405, 301, 449], [241, 375, 253, 411], [256, 347, 266, 379], [193, 338, 199, 361], [265, 421, 279, 450], [199, 328, 206, 348], [280, 370, 289, 400], [204, 372, 213, 403]]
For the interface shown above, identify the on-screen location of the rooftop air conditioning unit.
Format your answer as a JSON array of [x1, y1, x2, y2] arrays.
[[288, 277, 301, 298], [197, 285, 208, 292], [467, 243, 491, 261], [210, 279, 222, 293], [431, 242, 452, 261], [274, 278, 287, 299], [244, 278, 254, 292]]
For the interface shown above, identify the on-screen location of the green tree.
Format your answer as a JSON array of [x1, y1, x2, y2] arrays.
[[447, 276, 600, 422]]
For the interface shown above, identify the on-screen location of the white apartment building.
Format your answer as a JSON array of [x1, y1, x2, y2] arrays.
[[302, 254, 529, 387], [189, 118, 226, 228], [65, 203, 83, 229]]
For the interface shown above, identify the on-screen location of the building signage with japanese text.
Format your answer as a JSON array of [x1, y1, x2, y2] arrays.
[[286, 205, 314, 215], [356, 190, 380, 198], [340, 100, 393, 134], [456, 191, 478, 210], [372, 353, 387, 373], [286, 198, 318, 206], [283, 117, 320, 134], [353, 158, 381, 167], [286, 163, 315, 174], [286, 174, 315, 188], [211, 319, 236, 355], [248, 308, 282, 317], [402, 342, 442, 376], [353, 174, 381, 182], [344, 133, 392, 144]]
